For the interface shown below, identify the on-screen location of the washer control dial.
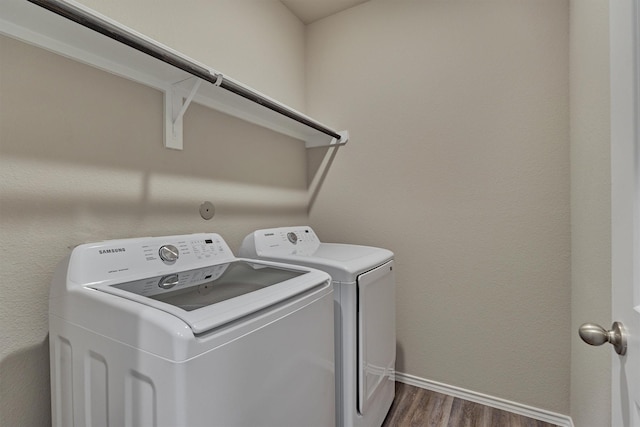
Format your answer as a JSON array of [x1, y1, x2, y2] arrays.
[[158, 274, 179, 289], [159, 244, 179, 264], [287, 232, 298, 244]]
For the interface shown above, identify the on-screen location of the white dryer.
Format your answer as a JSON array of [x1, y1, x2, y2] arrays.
[[49, 233, 335, 427], [240, 226, 395, 427]]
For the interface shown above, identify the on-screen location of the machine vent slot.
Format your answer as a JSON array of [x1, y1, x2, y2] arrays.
[[126, 370, 157, 427], [86, 351, 109, 427], [54, 336, 74, 427]]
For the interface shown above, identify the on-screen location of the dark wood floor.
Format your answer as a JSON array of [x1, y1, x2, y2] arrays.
[[381, 382, 559, 427]]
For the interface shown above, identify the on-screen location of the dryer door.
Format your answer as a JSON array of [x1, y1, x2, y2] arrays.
[[357, 260, 395, 414]]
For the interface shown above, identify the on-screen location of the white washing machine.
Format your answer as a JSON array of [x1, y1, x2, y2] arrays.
[[49, 232, 335, 427], [240, 226, 395, 427]]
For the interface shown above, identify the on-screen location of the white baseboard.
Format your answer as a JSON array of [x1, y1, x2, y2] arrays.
[[395, 372, 574, 427]]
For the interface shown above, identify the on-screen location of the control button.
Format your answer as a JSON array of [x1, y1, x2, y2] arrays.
[[159, 244, 179, 264], [158, 274, 179, 289], [287, 232, 298, 244]]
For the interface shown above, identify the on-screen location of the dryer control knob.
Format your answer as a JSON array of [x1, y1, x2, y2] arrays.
[[159, 244, 179, 263], [287, 232, 298, 244]]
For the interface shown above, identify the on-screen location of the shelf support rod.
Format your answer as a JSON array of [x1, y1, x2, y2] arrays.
[[164, 77, 201, 150], [174, 77, 201, 126]]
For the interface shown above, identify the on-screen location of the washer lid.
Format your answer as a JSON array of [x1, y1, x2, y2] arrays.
[[256, 243, 393, 282], [91, 260, 330, 334]]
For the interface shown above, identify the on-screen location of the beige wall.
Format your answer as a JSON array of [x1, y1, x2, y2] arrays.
[[0, 1, 306, 425], [569, 1, 611, 426], [306, 0, 571, 413]]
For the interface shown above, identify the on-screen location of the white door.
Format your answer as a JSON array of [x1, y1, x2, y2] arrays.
[[610, 0, 640, 425]]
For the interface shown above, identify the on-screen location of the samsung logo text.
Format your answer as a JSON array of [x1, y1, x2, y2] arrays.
[[99, 248, 126, 255]]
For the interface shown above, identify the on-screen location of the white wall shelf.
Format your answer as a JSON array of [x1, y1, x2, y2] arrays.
[[0, 0, 349, 150]]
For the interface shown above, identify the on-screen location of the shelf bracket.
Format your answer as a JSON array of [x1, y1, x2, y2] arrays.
[[164, 77, 202, 150], [305, 130, 349, 148]]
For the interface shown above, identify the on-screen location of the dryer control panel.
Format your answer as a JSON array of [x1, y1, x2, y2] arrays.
[[67, 233, 236, 286], [243, 226, 321, 257]]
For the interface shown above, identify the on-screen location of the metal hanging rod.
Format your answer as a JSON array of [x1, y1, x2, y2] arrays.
[[27, 0, 343, 141]]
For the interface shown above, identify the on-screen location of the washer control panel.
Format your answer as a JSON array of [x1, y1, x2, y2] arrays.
[[247, 226, 321, 257], [68, 233, 236, 286], [111, 263, 230, 298]]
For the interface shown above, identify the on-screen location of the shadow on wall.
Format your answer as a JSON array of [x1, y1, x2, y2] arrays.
[[0, 337, 51, 426], [396, 342, 405, 376], [2, 35, 305, 186], [1, 36, 342, 225], [307, 145, 341, 213], [0, 172, 316, 220]]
